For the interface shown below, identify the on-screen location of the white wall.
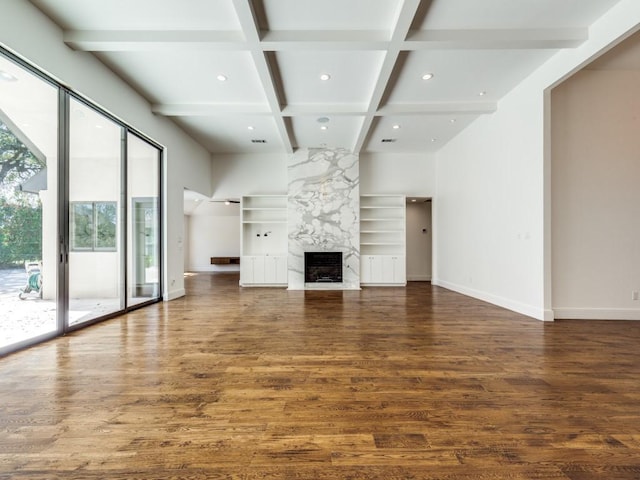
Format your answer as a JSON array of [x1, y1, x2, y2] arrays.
[[434, 0, 640, 321], [212, 154, 288, 198], [0, 0, 213, 301], [406, 201, 432, 281], [360, 153, 436, 196], [212, 152, 436, 198], [552, 69, 640, 319], [187, 202, 241, 272]]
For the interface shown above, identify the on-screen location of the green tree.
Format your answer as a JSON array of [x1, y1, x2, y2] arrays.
[[0, 120, 44, 267], [0, 121, 44, 186]]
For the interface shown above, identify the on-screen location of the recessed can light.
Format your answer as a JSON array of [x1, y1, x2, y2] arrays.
[[392, 124, 401, 130], [431, 138, 437, 142], [317, 117, 330, 123], [411, 199, 417, 202], [320, 125, 328, 130], [320, 73, 331, 81], [217, 74, 227, 81], [247, 126, 255, 130], [450, 118, 457, 123], [422, 73, 434, 80], [479, 91, 487, 96]]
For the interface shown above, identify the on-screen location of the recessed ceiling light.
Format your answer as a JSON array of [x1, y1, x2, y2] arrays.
[[479, 91, 487, 96], [317, 117, 330, 123], [217, 74, 227, 82], [320, 125, 328, 130], [392, 124, 401, 130], [0, 70, 17, 82], [247, 126, 255, 130], [431, 138, 437, 142], [422, 73, 434, 81], [450, 119, 457, 123], [411, 199, 417, 202], [320, 73, 331, 81]]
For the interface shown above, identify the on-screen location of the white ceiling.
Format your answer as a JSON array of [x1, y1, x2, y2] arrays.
[[29, 0, 623, 155]]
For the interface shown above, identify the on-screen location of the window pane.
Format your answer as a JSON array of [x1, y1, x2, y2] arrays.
[[0, 53, 59, 351], [71, 203, 93, 250], [95, 202, 116, 250], [69, 98, 123, 326], [127, 133, 160, 306]]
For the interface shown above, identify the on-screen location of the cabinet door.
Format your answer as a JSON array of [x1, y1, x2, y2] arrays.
[[274, 256, 288, 284], [253, 256, 265, 283], [362, 255, 383, 283], [381, 255, 406, 283], [392, 255, 406, 283], [264, 256, 285, 284], [240, 256, 255, 284]]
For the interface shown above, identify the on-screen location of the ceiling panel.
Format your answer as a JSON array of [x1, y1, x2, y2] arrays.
[[256, 0, 402, 32], [97, 51, 267, 105], [30, 0, 240, 30], [290, 116, 364, 150], [414, 0, 624, 30], [176, 115, 285, 154], [364, 114, 479, 153], [385, 49, 555, 105], [274, 51, 386, 106]]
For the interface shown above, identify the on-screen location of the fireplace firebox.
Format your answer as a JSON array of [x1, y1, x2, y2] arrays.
[[304, 252, 343, 283]]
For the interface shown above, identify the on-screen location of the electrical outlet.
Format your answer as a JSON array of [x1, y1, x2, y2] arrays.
[[632, 291, 639, 301]]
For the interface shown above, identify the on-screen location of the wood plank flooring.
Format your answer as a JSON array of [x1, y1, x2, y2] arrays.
[[1, 272, 640, 479]]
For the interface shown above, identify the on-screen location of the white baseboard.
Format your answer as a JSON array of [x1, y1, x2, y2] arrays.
[[432, 279, 549, 321], [553, 308, 640, 320], [407, 274, 432, 281], [164, 288, 185, 301]]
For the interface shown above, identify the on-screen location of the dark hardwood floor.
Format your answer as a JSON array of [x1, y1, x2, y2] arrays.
[[1, 272, 640, 479]]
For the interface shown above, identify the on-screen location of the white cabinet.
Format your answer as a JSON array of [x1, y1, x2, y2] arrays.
[[360, 195, 406, 286], [240, 196, 288, 287], [361, 255, 405, 285]]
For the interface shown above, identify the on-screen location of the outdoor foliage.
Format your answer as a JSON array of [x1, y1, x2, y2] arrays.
[[0, 197, 42, 266], [0, 120, 44, 267]]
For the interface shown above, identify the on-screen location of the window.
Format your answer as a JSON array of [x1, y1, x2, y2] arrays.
[[71, 201, 117, 251]]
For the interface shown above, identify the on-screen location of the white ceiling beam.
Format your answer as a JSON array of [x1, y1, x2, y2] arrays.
[[64, 30, 245, 51], [377, 102, 497, 115], [231, 0, 293, 154], [352, 0, 422, 153], [281, 104, 368, 116], [64, 27, 587, 53], [405, 28, 588, 50], [152, 104, 272, 116]]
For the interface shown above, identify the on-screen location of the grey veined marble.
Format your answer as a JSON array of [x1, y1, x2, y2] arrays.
[[287, 148, 360, 289]]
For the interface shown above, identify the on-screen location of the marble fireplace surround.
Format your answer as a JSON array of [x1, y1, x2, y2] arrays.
[[287, 148, 360, 290]]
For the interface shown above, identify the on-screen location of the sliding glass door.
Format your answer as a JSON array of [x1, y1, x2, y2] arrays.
[[67, 98, 124, 326], [127, 133, 160, 307], [0, 55, 59, 350], [0, 48, 163, 354]]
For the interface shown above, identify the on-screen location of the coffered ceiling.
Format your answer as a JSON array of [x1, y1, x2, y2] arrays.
[[29, 0, 623, 155]]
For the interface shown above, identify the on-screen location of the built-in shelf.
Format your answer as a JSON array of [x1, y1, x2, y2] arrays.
[[240, 195, 288, 287], [360, 195, 406, 285]]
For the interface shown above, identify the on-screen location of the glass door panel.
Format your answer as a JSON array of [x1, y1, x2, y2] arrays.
[[0, 55, 59, 350], [68, 98, 123, 326], [127, 133, 160, 307]]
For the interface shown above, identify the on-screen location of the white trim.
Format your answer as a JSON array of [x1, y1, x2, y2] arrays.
[[407, 275, 431, 281], [432, 279, 550, 321], [553, 308, 640, 320], [164, 288, 185, 301]]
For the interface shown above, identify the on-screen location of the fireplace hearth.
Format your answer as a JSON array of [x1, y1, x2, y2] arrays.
[[304, 252, 343, 283]]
